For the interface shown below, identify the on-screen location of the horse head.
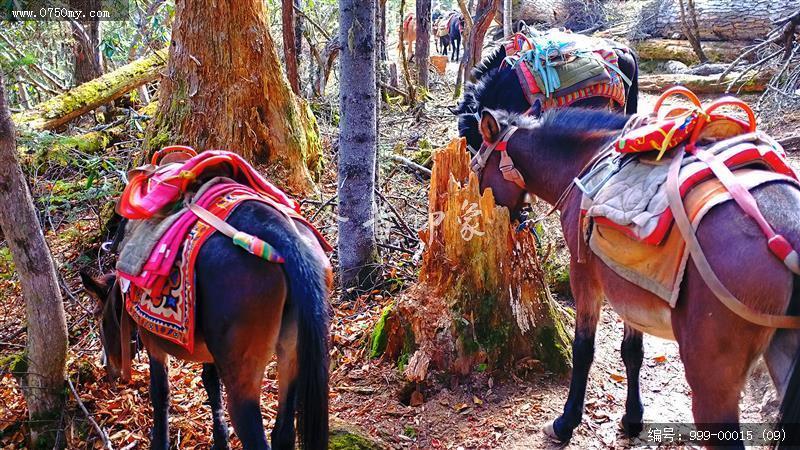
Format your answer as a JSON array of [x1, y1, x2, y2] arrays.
[[80, 271, 129, 382]]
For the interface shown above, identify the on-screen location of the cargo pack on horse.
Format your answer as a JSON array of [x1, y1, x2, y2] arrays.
[[81, 147, 332, 450], [434, 12, 452, 56], [399, 13, 416, 62], [472, 89, 800, 446], [454, 29, 639, 154]]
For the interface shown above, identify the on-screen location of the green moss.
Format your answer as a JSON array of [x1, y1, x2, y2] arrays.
[[396, 324, 415, 372], [0, 350, 28, 378], [369, 302, 395, 359], [329, 427, 383, 450], [533, 313, 573, 375]]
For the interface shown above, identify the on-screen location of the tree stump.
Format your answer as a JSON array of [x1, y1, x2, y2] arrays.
[[374, 139, 571, 383]]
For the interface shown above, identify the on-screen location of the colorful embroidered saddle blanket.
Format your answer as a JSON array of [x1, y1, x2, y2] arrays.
[[578, 88, 800, 304], [115, 147, 331, 352], [503, 29, 628, 114], [117, 146, 299, 220]]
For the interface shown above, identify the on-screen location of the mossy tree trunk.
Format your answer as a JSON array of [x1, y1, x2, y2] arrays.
[[375, 139, 571, 384], [144, 0, 322, 193], [0, 72, 69, 449]]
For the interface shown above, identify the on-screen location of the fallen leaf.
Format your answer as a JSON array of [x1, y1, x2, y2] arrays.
[[653, 355, 667, 363], [609, 373, 625, 382]]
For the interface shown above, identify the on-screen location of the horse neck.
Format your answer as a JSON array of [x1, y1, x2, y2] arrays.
[[508, 129, 610, 206]]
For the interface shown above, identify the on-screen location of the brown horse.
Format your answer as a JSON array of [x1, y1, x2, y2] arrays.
[[81, 201, 332, 450], [399, 13, 416, 61], [475, 107, 800, 446]]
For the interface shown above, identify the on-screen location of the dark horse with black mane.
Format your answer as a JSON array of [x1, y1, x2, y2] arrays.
[[81, 200, 332, 450], [473, 106, 800, 446], [453, 40, 639, 155], [445, 13, 465, 62]]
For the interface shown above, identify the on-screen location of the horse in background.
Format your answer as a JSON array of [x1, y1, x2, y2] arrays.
[[447, 13, 465, 62], [399, 13, 417, 61], [81, 200, 333, 450]]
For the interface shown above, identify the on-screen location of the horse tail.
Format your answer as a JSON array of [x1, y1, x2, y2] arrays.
[[777, 280, 800, 443], [259, 212, 330, 449]]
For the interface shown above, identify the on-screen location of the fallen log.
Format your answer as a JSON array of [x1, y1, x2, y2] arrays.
[[638, 0, 797, 41], [372, 139, 572, 383], [12, 49, 167, 131], [633, 38, 747, 65], [638, 72, 769, 94], [17, 124, 126, 165]]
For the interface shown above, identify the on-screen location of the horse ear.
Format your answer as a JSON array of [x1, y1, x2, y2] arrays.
[[480, 110, 501, 143], [80, 271, 113, 312]]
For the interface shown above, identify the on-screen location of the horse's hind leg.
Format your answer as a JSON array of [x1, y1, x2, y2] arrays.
[[271, 314, 298, 450], [544, 264, 603, 442], [620, 324, 644, 436], [148, 353, 170, 450], [202, 363, 231, 450]]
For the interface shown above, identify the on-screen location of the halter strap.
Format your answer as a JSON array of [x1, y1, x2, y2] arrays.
[[470, 126, 527, 189]]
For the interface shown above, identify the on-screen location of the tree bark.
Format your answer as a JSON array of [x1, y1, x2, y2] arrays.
[[639, 0, 798, 41], [372, 139, 571, 381], [503, 0, 513, 37], [283, 0, 301, 95], [338, 0, 380, 289], [13, 48, 168, 131], [416, 0, 432, 90], [378, 0, 388, 61], [677, 0, 708, 63], [145, 0, 322, 193], [467, 0, 500, 77], [70, 0, 103, 85], [0, 73, 69, 449]]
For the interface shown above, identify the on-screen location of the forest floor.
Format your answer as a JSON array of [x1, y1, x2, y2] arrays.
[[0, 53, 796, 449]]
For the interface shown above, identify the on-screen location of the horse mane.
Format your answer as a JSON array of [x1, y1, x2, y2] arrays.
[[471, 45, 506, 80], [495, 107, 630, 148]]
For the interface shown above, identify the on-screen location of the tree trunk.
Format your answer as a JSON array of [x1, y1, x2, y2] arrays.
[[372, 139, 571, 381], [639, 0, 798, 41], [0, 73, 69, 449], [467, 0, 500, 77], [378, 0, 388, 61], [70, 0, 103, 85], [13, 48, 168, 131], [633, 38, 747, 65], [338, 0, 380, 289], [416, 0, 432, 89], [294, 0, 304, 67], [283, 0, 301, 95], [677, 0, 708, 63], [144, 0, 322, 193], [503, 0, 513, 37], [513, 0, 605, 30]]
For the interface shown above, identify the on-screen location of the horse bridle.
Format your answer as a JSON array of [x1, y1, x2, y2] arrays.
[[470, 125, 527, 189]]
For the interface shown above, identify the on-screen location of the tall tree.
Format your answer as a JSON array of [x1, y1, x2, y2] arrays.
[[416, 0, 432, 89], [283, 0, 301, 94], [338, 0, 380, 289], [144, 0, 322, 192], [503, 0, 513, 37], [0, 73, 69, 448], [70, 0, 103, 84]]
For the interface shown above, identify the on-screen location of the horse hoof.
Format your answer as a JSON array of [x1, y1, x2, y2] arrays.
[[620, 416, 644, 437], [543, 418, 573, 442]]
